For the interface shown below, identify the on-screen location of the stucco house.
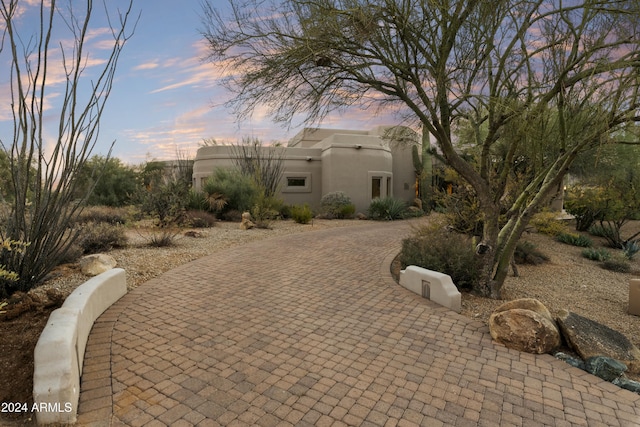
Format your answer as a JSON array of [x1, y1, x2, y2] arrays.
[[192, 126, 421, 213]]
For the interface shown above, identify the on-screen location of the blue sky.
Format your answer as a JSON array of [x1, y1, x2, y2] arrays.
[[1, 0, 391, 165]]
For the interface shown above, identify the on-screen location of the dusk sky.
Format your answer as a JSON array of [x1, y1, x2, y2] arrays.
[[1, 0, 395, 165]]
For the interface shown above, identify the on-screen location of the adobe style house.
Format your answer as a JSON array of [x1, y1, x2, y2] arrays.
[[192, 126, 421, 213]]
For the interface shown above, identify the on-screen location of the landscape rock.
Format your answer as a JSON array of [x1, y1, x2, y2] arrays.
[[613, 377, 640, 394], [493, 298, 554, 322], [554, 352, 586, 370], [79, 254, 117, 276], [556, 310, 640, 374], [489, 299, 561, 354], [585, 356, 627, 382], [240, 212, 254, 230], [184, 230, 208, 238]]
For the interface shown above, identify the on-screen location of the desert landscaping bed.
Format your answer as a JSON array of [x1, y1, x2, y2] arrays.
[[2, 216, 640, 425]]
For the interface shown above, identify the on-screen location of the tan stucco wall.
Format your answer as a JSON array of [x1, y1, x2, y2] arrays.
[[319, 134, 393, 212], [192, 126, 420, 214]]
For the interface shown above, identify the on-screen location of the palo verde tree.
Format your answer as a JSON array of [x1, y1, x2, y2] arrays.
[[0, 0, 137, 296], [201, 0, 640, 298]]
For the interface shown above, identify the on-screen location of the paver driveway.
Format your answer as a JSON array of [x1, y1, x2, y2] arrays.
[[77, 220, 640, 426]]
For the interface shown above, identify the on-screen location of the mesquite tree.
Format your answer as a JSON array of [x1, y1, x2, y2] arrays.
[[202, 0, 640, 298], [0, 0, 136, 296]]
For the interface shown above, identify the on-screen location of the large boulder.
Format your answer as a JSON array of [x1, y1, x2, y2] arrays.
[[79, 254, 117, 276], [556, 310, 640, 374], [489, 299, 561, 354]]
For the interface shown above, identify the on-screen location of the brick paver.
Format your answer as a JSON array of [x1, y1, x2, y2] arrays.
[[77, 221, 640, 426]]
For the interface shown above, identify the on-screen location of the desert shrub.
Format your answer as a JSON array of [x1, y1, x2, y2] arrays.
[[368, 197, 407, 221], [581, 247, 611, 262], [137, 175, 190, 227], [320, 191, 356, 219], [588, 222, 624, 248], [221, 209, 243, 222], [601, 256, 631, 273], [564, 186, 606, 231], [400, 227, 482, 292], [530, 211, 568, 236], [623, 239, 640, 260], [290, 204, 313, 224], [555, 232, 593, 247], [279, 204, 292, 219], [58, 242, 84, 264], [147, 229, 180, 247], [185, 189, 209, 212], [251, 194, 282, 229], [77, 222, 128, 254], [77, 205, 130, 225], [0, 239, 28, 287], [514, 241, 549, 265], [434, 184, 483, 235], [203, 168, 257, 214], [183, 210, 217, 228]]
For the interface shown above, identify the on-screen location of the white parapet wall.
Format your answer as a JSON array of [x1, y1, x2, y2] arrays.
[[33, 268, 127, 425], [399, 265, 461, 313]]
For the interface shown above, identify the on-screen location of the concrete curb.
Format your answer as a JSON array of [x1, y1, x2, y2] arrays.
[[33, 268, 126, 425]]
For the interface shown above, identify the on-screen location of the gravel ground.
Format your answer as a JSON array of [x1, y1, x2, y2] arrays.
[[462, 227, 640, 348], [37, 216, 640, 348]]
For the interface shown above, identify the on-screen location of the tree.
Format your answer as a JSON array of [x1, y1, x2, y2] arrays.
[[202, 0, 640, 298], [76, 156, 139, 207], [0, 0, 136, 296]]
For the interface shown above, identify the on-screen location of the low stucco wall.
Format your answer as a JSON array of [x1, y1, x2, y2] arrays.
[[33, 268, 126, 425], [399, 265, 461, 313]]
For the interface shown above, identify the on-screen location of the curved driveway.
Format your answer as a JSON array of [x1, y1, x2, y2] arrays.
[[77, 221, 640, 426]]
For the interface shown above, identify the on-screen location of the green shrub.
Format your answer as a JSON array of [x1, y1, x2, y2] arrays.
[[368, 197, 407, 221], [183, 210, 217, 228], [251, 194, 282, 229], [581, 247, 611, 262], [601, 257, 631, 273], [400, 227, 482, 292], [279, 204, 292, 219], [530, 211, 568, 236], [623, 239, 640, 260], [77, 205, 130, 225], [185, 189, 209, 211], [514, 241, 549, 265], [564, 186, 606, 231], [203, 168, 258, 214], [290, 204, 313, 224], [320, 191, 355, 219], [77, 222, 128, 254], [588, 222, 624, 248], [555, 232, 593, 247]]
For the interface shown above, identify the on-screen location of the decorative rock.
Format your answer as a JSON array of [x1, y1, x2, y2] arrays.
[[554, 352, 586, 370], [356, 212, 368, 220], [184, 230, 208, 238], [79, 254, 117, 276], [613, 377, 640, 394], [493, 298, 554, 322], [240, 212, 254, 230], [489, 299, 561, 354], [585, 356, 627, 382], [556, 310, 640, 374]]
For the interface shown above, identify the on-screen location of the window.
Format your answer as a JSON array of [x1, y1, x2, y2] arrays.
[[287, 177, 307, 187], [372, 177, 381, 199], [283, 172, 312, 193]]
